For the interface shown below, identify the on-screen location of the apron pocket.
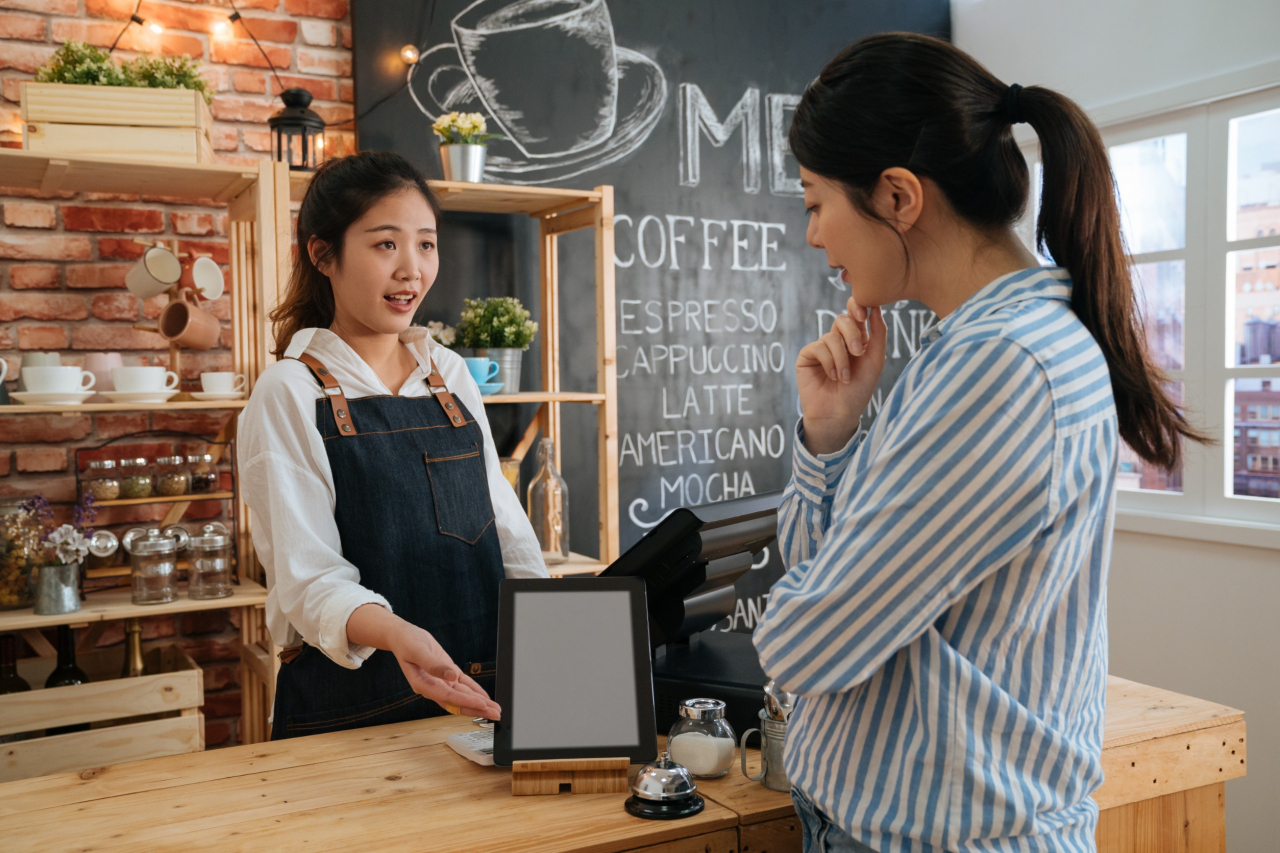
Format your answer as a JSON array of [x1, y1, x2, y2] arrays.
[[423, 444, 496, 544]]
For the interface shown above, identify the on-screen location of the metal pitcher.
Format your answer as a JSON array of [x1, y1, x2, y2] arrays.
[[32, 562, 81, 615], [740, 708, 790, 792]]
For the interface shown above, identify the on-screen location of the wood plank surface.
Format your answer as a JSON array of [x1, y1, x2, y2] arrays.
[[1095, 720, 1246, 810], [1, 714, 203, 784], [1, 716, 736, 853], [1096, 783, 1225, 853], [1103, 677, 1243, 748], [0, 578, 267, 632], [739, 816, 803, 853], [25, 123, 210, 165], [0, 149, 255, 204], [625, 829, 738, 853], [21, 83, 212, 129]]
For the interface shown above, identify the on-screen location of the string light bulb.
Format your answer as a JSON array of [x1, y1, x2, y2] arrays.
[[147, 21, 164, 34], [400, 44, 420, 65]]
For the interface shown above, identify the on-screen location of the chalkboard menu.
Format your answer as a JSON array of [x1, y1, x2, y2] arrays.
[[353, 0, 951, 632]]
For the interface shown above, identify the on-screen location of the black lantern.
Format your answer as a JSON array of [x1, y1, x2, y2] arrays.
[[268, 88, 326, 171]]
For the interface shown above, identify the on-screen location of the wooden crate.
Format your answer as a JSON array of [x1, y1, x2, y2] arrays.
[[1, 645, 204, 782], [20, 83, 214, 165]]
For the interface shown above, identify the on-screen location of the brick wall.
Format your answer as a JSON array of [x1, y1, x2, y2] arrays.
[[0, 0, 353, 748]]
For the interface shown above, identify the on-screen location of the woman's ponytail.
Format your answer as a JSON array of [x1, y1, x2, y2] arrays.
[[1019, 88, 1209, 469], [788, 32, 1210, 471]]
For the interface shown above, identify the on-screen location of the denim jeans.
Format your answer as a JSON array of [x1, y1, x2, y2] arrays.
[[792, 788, 879, 853]]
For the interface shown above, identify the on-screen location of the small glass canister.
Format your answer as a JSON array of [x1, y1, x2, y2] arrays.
[[84, 459, 122, 501], [122, 525, 189, 605], [0, 497, 39, 610], [154, 455, 191, 497], [187, 454, 218, 494], [667, 698, 737, 778], [119, 458, 154, 499], [188, 522, 233, 600]]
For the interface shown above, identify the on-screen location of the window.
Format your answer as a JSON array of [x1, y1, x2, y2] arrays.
[[1020, 84, 1280, 527]]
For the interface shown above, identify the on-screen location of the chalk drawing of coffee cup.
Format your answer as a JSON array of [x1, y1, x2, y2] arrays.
[[408, 0, 667, 184]]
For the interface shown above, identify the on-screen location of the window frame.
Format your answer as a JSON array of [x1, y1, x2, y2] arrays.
[[1017, 82, 1280, 533]]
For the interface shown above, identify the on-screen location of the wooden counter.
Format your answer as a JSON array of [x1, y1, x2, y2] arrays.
[[0, 676, 1244, 853]]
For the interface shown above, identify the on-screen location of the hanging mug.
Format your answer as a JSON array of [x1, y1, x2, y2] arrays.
[[159, 289, 221, 350], [740, 709, 790, 792], [126, 246, 183, 299]]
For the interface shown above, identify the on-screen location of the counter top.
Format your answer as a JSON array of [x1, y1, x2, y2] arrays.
[[0, 676, 1245, 853]]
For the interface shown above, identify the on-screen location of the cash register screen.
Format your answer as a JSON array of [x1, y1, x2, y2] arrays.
[[510, 590, 639, 749]]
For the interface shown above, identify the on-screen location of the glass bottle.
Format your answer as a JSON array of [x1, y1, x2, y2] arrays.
[[526, 438, 569, 565], [120, 618, 146, 678], [667, 698, 737, 778], [84, 459, 121, 502], [186, 454, 218, 494], [154, 455, 191, 497], [0, 634, 30, 694], [45, 625, 90, 735]]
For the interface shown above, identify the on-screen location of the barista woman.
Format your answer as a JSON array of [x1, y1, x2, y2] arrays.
[[239, 152, 547, 740], [752, 34, 1209, 853]]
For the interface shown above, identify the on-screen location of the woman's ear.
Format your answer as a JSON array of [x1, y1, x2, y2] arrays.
[[873, 167, 925, 234], [307, 234, 333, 278]]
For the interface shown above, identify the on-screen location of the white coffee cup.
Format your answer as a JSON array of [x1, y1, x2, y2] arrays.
[[22, 365, 95, 394], [200, 372, 247, 394], [111, 365, 180, 393], [16, 352, 61, 392]]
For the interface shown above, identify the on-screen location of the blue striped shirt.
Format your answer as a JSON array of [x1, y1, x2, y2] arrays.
[[753, 267, 1117, 853]]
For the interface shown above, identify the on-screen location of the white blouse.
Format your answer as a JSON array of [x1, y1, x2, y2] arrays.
[[237, 327, 548, 670]]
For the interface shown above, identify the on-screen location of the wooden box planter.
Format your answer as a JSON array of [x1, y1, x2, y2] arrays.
[[20, 83, 215, 165], [0, 645, 204, 782]]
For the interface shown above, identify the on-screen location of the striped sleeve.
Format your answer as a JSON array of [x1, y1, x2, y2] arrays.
[[776, 420, 860, 571], [754, 337, 1055, 696]]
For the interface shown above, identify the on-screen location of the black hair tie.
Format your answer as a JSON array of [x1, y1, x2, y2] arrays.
[[1006, 84, 1025, 125]]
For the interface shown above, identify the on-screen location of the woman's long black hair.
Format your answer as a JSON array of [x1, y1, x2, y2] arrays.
[[790, 32, 1208, 470], [271, 151, 442, 357]]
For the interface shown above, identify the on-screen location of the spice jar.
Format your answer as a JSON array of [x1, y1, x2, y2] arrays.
[[0, 497, 39, 610], [122, 525, 189, 605], [187, 454, 218, 493], [84, 459, 121, 501], [188, 522, 233, 600], [155, 455, 191, 497], [667, 698, 737, 778], [119, 458, 154, 499]]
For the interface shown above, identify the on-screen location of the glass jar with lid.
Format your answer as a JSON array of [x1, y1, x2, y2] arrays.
[[667, 698, 737, 778], [154, 455, 191, 497], [122, 525, 189, 604], [188, 522, 233, 600], [118, 458, 154, 499], [187, 454, 219, 494], [0, 496, 39, 610], [84, 459, 121, 502]]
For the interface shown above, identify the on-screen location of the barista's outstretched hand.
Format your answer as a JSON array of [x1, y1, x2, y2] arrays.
[[796, 297, 887, 455]]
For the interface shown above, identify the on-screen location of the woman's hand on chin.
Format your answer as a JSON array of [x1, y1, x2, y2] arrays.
[[796, 297, 887, 455], [391, 623, 502, 720]]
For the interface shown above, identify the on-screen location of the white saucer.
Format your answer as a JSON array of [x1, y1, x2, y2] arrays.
[[190, 391, 246, 401], [102, 390, 179, 404], [11, 390, 96, 406]]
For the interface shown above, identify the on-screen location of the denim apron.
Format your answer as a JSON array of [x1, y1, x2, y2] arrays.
[[270, 352, 504, 740]]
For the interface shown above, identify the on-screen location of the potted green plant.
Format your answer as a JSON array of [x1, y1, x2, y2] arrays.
[[25, 41, 215, 163], [431, 111, 504, 183], [457, 297, 538, 394]]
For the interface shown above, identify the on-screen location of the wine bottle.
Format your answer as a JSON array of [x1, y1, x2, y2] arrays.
[[0, 634, 30, 694], [120, 618, 146, 678], [45, 625, 90, 735]]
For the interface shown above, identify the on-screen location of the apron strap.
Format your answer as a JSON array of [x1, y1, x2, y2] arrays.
[[426, 356, 468, 429], [293, 352, 359, 438]]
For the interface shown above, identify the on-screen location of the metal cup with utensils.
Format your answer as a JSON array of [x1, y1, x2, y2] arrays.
[[763, 679, 796, 722]]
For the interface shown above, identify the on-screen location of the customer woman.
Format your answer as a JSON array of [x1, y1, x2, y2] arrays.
[[752, 34, 1208, 853], [239, 151, 547, 739]]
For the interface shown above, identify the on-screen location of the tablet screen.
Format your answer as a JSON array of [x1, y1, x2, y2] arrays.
[[510, 589, 640, 750]]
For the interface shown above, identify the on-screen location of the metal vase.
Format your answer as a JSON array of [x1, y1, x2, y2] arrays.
[[476, 347, 523, 394], [33, 563, 81, 616], [740, 709, 790, 792], [439, 144, 487, 183]]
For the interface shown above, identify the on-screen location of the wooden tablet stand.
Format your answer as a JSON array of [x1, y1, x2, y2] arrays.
[[511, 757, 630, 796]]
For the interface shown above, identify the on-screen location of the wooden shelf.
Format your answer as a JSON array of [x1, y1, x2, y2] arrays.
[[2, 400, 246, 415], [0, 149, 258, 203], [547, 552, 607, 577], [481, 392, 605, 405], [290, 171, 602, 215], [0, 578, 267, 632], [92, 491, 234, 508]]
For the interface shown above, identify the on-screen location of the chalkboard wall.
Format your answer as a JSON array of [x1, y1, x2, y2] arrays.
[[352, 0, 951, 633]]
